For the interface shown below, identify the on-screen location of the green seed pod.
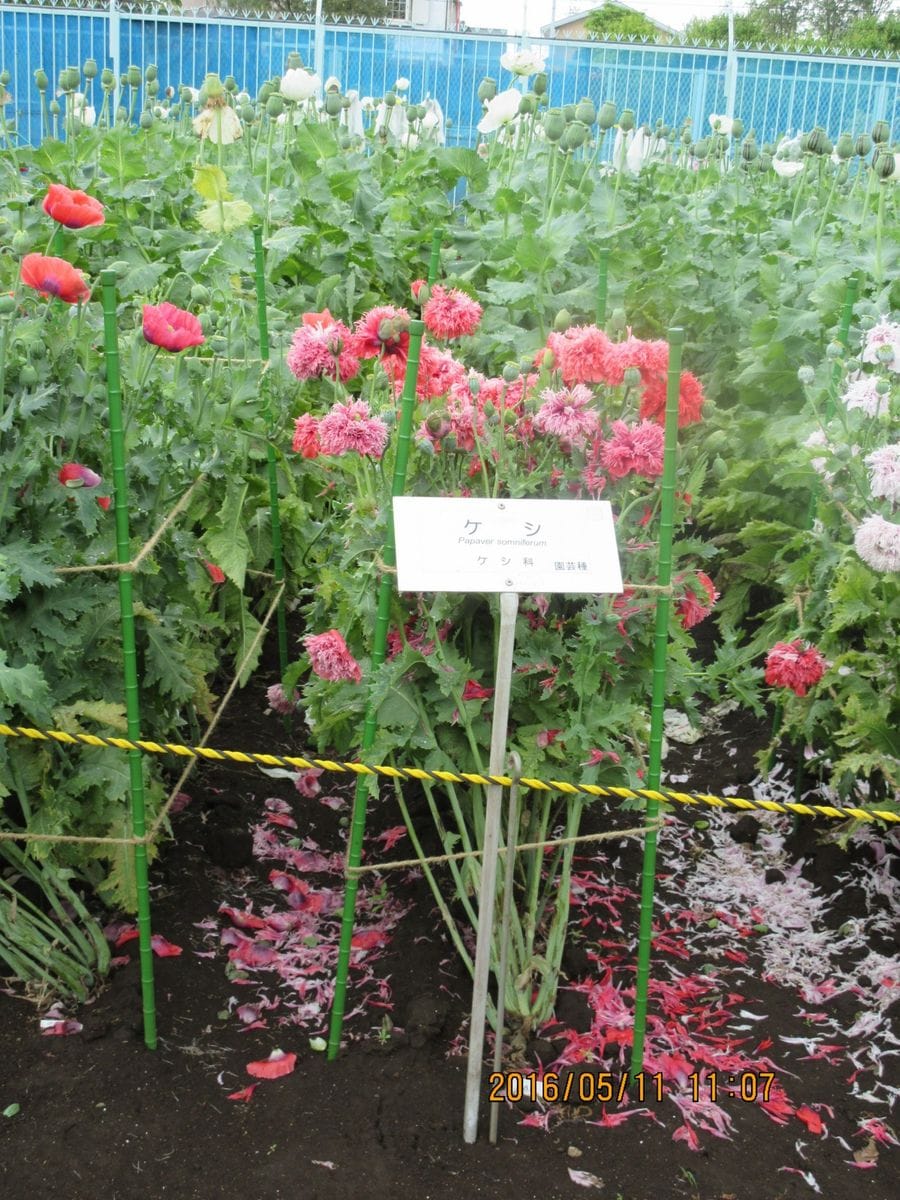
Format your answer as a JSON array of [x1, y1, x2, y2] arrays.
[[256, 83, 271, 106], [34, 69, 49, 92], [806, 126, 827, 154], [875, 377, 891, 395], [854, 132, 872, 157], [115, 106, 128, 124], [575, 98, 596, 126], [518, 94, 536, 116], [502, 362, 520, 383], [180, 85, 194, 104], [224, 74, 238, 93], [874, 151, 896, 180], [824, 341, 843, 361], [101, 68, 115, 91], [324, 92, 342, 117], [287, 52, 303, 69], [693, 138, 710, 159], [240, 103, 255, 122], [543, 108, 566, 142], [83, 58, 98, 80], [730, 117, 744, 138], [146, 79, 159, 97], [0, 70, 9, 87], [144, 64, 158, 83], [876, 342, 895, 363], [598, 100, 617, 130], [49, 100, 60, 116], [190, 284, 211, 304], [384, 90, 397, 107], [741, 137, 758, 161], [618, 108, 634, 132], [532, 72, 548, 97], [553, 309, 572, 332], [759, 152, 772, 170], [871, 119, 889, 144], [0, 294, 16, 314], [341, 95, 350, 109], [265, 94, 285, 118], [623, 366, 642, 388], [468, 373, 481, 397], [681, 125, 692, 145], [562, 103, 576, 123], [712, 455, 728, 480], [127, 65, 142, 89], [562, 120, 589, 150], [139, 110, 153, 129], [835, 132, 853, 160], [203, 72, 225, 99], [477, 77, 497, 103]]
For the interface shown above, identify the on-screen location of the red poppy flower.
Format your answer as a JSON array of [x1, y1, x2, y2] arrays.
[[96, 496, 112, 511], [42, 183, 105, 229], [461, 679, 494, 701], [58, 462, 101, 488], [142, 302, 205, 352], [203, 561, 226, 584], [21, 253, 90, 304]]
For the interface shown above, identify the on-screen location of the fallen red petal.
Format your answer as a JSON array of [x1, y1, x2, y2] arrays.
[[246, 1050, 297, 1079]]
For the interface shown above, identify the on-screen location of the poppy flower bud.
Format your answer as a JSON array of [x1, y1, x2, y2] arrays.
[[543, 108, 566, 142], [575, 99, 595, 125], [416, 438, 436, 457], [562, 120, 589, 150], [598, 100, 617, 130], [83, 59, 98, 80], [240, 103, 255, 123], [11, 230, 31, 254], [562, 103, 576, 123], [730, 118, 744, 138], [623, 366, 641, 388], [477, 77, 497, 103], [190, 284, 210, 304], [468, 373, 481, 396], [553, 309, 571, 332], [266, 94, 284, 118], [874, 151, 895, 180], [712, 456, 728, 480], [540, 349, 555, 370], [34, 68, 49, 92], [854, 132, 872, 157], [384, 91, 397, 107], [0, 294, 15, 315], [324, 92, 342, 117], [483, 400, 497, 422], [502, 362, 520, 383], [127, 65, 142, 89], [139, 111, 153, 129], [20, 364, 37, 386], [518, 94, 536, 115], [825, 341, 843, 361], [533, 72, 548, 96], [101, 68, 115, 90], [618, 109, 634, 132], [426, 412, 448, 434], [204, 72, 225, 99], [871, 119, 889, 144]]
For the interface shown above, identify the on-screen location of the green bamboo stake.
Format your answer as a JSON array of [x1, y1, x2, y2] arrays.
[[596, 247, 609, 324], [629, 326, 683, 1077], [327, 317, 425, 1060], [252, 226, 288, 675], [100, 269, 157, 1050], [427, 230, 442, 285]]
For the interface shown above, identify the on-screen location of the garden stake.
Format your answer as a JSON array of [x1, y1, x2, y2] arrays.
[[489, 752, 522, 1146], [326, 318, 425, 1061], [463, 589, 519, 1145], [100, 269, 157, 1050], [629, 327, 683, 1079], [596, 247, 609, 324], [427, 229, 442, 285], [252, 226, 288, 675]]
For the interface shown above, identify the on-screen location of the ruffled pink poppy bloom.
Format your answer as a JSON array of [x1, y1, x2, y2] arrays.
[[291, 413, 321, 458], [142, 302, 204, 352], [676, 571, 718, 629], [422, 284, 483, 339], [266, 683, 298, 715], [764, 640, 826, 697], [304, 629, 362, 683], [600, 420, 665, 480], [317, 399, 389, 459], [287, 309, 359, 382], [351, 305, 410, 365], [638, 369, 705, 427], [557, 325, 624, 386], [533, 384, 600, 442]]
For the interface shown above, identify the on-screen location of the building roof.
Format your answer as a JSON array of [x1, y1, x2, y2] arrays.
[[541, 4, 680, 39]]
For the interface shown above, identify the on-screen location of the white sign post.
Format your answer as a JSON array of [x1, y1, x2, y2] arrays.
[[392, 497, 622, 1144]]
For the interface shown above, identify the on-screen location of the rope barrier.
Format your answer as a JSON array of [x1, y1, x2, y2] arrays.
[[0, 722, 896, 827]]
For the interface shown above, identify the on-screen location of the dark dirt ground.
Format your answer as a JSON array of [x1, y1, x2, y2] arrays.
[[1, 627, 897, 1200]]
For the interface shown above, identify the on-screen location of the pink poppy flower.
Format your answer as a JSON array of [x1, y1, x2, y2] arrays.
[[291, 413, 321, 458], [246, 1049, 297, 1079], [638, 369, 705, 428], [351, 305, 410, 364], [58, 462, 102, 489], [557, 325, 623, 386], [533, 384, 599, 442], [600, 420, 664, 479], [461, 679, 493, 701], [20, 253, 90, 304], [764, 640, 826, 697], [286, 311, 359, 382], [318, 398, 389, 459], [676, 571, 718, 629], [42, 183, 104, 229], [422, 284, 483, 339], [266, 683, 298, 714], [142, 302, 204, 352], [304, 629, 362, 683]]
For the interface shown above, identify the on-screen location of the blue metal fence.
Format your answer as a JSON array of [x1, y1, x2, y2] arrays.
[[1, 3, 897, 151]]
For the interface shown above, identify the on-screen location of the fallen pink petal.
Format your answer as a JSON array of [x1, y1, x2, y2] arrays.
[[246, 1050, 297, 1079]]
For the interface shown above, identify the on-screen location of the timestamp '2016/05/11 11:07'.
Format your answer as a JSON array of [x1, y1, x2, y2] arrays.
[[487, 1071, 777, 1105]]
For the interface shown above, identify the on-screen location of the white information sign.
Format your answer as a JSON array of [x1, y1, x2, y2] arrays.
[[392, 497, 623, 595]]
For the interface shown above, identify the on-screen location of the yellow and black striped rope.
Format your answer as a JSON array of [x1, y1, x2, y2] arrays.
[[0, 723, 896, 825]]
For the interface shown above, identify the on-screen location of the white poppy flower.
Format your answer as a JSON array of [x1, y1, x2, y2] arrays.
[[773, 156, 804, 177], [324, 76, 341, 93], [626, 126, 647, 174], [405, 131, 419, 149], [477, 87, 521, 135], [360, 96, 374, 112], [280, 68, 320, 102], [708, 113, 733, 136], [341, 91, 364, 139], [193, 104, 243, 144], [499, 46, 547, 77], [394, 77, 410, 92], [185, 87, 201, 105]]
